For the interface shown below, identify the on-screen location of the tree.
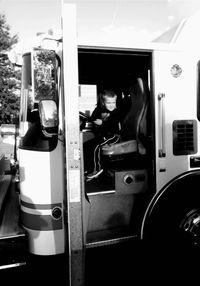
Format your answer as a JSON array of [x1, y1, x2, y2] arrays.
[[0, 14, 20, 124]]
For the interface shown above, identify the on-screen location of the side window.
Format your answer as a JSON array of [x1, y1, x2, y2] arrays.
[[78, 84, 97, 116]]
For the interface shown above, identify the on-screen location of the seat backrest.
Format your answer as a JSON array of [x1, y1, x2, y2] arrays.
[[120, 78, 149, 143]]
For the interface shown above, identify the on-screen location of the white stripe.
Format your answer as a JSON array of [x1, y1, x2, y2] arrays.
[[21, 205, 52, 215], [93, 144, 98, 171], [92, 135, 120, 171], [0, 262, 26, 270]]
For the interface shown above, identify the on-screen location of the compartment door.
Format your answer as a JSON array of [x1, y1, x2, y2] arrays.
[[62, 3, 84, 286], [153, 50, 199, 192]]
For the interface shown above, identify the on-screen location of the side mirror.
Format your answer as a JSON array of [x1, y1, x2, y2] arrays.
[[32, 48, 57, 101], [39, 100, 58, 137]]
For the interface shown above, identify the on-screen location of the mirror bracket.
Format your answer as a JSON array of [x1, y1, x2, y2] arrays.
[[39, 99, 58, 137]]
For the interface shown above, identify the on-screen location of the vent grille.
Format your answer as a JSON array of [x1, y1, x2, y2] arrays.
[[173, 120, 197, 155]]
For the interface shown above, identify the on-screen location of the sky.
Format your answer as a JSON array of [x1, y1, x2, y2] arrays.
[[1, 0, 200, 47]]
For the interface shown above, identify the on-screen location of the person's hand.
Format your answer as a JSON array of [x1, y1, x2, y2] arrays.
[[93, 119, 103, 125]]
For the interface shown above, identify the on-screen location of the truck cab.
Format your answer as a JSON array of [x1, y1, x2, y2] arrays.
[[14, 3, 200, 285]]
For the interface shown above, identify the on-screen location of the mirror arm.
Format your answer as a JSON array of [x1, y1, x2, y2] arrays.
[[39, 36, 62, 48]]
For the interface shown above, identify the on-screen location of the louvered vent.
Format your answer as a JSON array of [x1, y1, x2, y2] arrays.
[[173, 120, 197, 155]]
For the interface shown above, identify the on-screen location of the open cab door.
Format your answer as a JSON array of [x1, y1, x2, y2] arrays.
[[62, 2, 88, 286]]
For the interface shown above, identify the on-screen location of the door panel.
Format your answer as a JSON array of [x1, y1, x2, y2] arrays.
[[62, 3, 85, 286], [153, 50, 200, 192]]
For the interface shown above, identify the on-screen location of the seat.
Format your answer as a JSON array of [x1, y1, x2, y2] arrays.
[[101, 77, 149, 160]]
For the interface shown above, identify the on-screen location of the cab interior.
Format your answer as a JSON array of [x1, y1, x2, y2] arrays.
[[78, 47, 155, 246]]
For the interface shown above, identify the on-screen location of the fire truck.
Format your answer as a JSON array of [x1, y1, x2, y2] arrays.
[[5, 2, 200, 285]]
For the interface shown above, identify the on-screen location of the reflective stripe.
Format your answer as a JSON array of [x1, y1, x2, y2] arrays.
[[20, 201, 63, 230], [21, 200, 62, 210], [21, 205, 52, 215], [21, 210, 62, 231]]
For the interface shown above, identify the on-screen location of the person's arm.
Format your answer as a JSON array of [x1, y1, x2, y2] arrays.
[[102, 110, 120, 134], [90, 107, 104, 126], [89, 107, 98, 121]]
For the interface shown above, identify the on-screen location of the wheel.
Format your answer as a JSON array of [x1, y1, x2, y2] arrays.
[[141, 170, 200, 253], [140, 171, 200, 278]]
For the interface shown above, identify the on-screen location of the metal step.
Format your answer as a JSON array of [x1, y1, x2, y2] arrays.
[[86, 228, 138, 248]]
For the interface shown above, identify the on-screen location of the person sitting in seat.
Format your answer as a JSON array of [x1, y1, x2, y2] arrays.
[[84, 89, 121, 181]]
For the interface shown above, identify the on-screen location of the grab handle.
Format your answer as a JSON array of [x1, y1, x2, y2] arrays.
[[158, 93, 166, 158]]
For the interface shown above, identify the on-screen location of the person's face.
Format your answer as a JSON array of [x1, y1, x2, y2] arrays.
[[104, 96, 116, 111]]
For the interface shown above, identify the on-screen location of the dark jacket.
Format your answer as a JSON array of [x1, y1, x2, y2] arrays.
[[90, 106, 121, 139]]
